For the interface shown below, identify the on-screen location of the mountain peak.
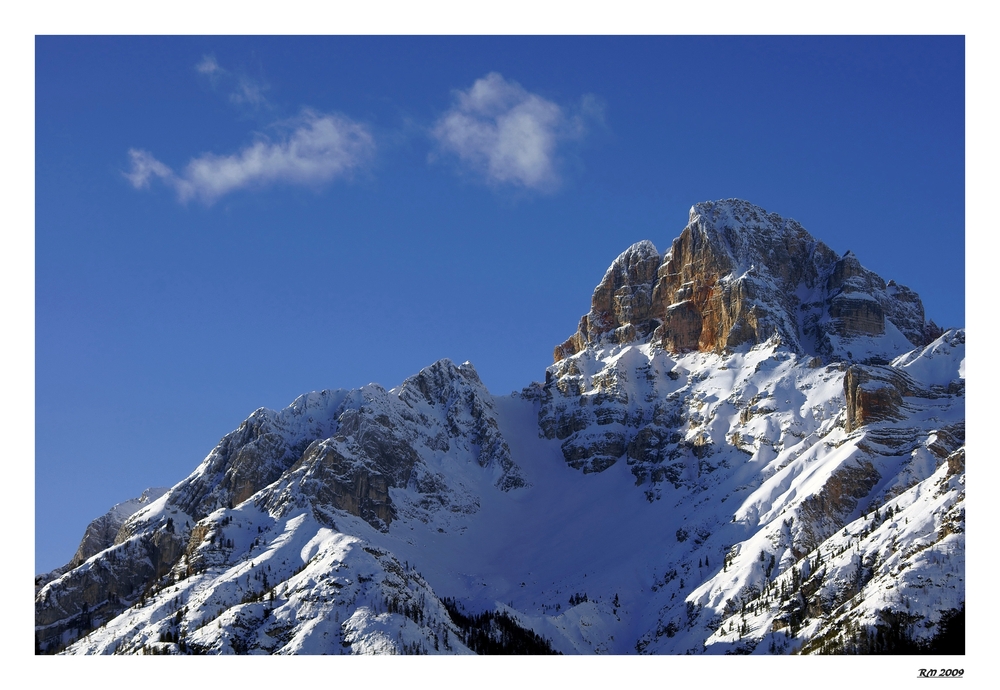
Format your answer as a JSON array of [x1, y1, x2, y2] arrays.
[[689, 197, 789, 230], [556, 199, 934, 363]]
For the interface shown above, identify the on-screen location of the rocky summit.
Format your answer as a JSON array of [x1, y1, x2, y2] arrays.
[[37, 199, 964, 656], [555, 199, 940, 361]]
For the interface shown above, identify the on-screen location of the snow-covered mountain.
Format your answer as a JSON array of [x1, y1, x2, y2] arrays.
[[36, 199, 964, 655]]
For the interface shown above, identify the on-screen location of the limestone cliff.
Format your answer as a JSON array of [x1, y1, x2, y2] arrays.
[[555, 199, 936, 362]]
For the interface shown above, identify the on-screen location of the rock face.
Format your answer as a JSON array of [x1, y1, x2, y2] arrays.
[[35, 517, 187, 654], [556, 199, 936, 362], [35, 487, 168, 594], [267, 360, 525, 530], [844, 366, 911, 433], [555, 240, 661, 360], [68, 488, 168, 568]]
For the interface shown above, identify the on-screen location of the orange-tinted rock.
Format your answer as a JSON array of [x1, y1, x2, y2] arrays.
[[554, 240, 660, 360], [657, 300, 702, 352], [843, 365, 920, 432], [829, 293, 885, 337], [555, 199, 936, 362]]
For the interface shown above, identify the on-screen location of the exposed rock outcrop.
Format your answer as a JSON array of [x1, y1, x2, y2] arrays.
[[35, 520, 186, 654], [555, 199, 935, 361], [843, 365, 924, 433], [37, 359, 526, 653], [69, 488, 168, 569], [555, 241, 661, 361], [35, 487, 168, 594]]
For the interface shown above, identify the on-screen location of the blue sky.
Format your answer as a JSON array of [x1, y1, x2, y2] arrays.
[[34, 36, 964, 573]]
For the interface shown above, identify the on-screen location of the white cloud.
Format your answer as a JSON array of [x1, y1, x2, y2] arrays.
[[432, 72, 589, 192], [125, 111, 375, 204], [124, 149, 174, 189], [195, 55, 220, 76], [195, 54, 269, 109]]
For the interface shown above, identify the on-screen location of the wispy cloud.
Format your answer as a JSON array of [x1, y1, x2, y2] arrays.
[[431, 72, 596, 193], [195, 54, 270, 110], [124, 149, 174, 190], [230, 76, 267, 107], [195, 55, 221, 76], [125, 110, 375, 204]]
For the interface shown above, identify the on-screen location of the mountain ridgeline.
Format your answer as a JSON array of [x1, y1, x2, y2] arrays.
[[555, 199, 939, 362], [36, 200, 964, 655]]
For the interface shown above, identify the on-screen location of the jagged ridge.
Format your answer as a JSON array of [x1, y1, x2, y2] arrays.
[[556, 199, 940, 362]]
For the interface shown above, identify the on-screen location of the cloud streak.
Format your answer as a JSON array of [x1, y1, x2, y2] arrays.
[[195, 54, 270, 109], [125, 110, 375, 204], [432, 72, 593, 192]]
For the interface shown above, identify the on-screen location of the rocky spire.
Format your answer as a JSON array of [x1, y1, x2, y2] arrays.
[[554, 240, 660, 361]]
